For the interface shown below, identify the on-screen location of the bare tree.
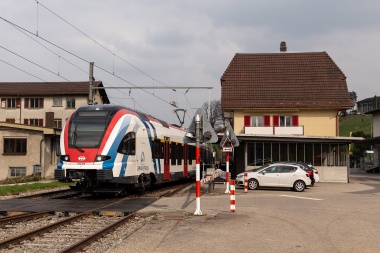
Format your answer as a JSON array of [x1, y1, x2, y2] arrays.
[[201, 99, 230, 131]]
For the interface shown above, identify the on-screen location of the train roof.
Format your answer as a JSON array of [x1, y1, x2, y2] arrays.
[[76, 105, 179, 130]]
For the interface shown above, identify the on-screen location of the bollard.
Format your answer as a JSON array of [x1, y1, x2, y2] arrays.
[[230, 180, 235, 213], [208, 180, 215, 193], [244, 172, 248, 193]]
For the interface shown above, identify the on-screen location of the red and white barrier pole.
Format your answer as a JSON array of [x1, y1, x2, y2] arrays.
[[225, 152, 230, 193], [194, 114, 202, 216], [230, 180, 235, 213], [244, 172, 248, 193]]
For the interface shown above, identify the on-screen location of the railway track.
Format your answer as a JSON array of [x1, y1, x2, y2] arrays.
[[0, 182, 192, 252]]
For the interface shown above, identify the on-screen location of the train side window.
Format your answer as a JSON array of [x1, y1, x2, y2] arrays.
[[177, 144, 183, 165], [171, 142, 177, 165], [188, 145, 194, 165], [152, 140, 161, 158], [117, 132, 136, 155]]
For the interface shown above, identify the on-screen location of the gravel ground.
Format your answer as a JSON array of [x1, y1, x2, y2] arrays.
[[0, 186, 167, 252]]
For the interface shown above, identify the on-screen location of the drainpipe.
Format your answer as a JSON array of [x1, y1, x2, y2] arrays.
[[40, 138, 44, 177]]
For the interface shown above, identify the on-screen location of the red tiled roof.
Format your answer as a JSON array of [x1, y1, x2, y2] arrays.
[[221, 52, 354, 110], [0, 81, 99, 96], [0, 81, 110, 103]]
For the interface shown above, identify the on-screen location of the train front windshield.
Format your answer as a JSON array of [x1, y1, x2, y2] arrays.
[[68, 110, 111, 148]]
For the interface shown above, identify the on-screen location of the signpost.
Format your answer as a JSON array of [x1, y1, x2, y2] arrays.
[[219, 125, 239, 194]]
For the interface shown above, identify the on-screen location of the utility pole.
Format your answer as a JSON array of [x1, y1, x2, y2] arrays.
[[88, 62, 94, 105]]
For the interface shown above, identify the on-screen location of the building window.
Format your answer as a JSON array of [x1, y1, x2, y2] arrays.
[[66, 98, 75, 108], [7, 98, 16, 108], [53, 97, 63, 107], [1, 98, 21, 108], [6, 118, 16, 123], [4, 138, 27, 155], [24, 119, 43, 126], [30, 119, 40, 126], [244, 115, 270, 127], [54, 119, 62, 129], [251, 116, 264, 127], [9, 167, 26, 177], [280, 115, 291, 126], [24, 98, 44, 109]]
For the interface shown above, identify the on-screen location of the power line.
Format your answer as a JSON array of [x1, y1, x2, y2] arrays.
[[35, 1, 184, 94], [0, 45, 71, 82], [13, 24, 87, 75], [34, 0, 201, 116], [0, 58, 47, 82], [0, 15, 179, 108]]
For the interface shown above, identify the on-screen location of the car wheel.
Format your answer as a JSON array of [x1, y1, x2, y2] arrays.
[[293, 180, 306, 192], [248, 179, 259, 190]]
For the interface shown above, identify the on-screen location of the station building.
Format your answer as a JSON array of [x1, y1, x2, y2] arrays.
[[221, 42, 363, 182]]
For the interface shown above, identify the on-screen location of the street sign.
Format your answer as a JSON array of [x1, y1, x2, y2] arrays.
[[219, 125, 239, 149], [223, 147, 233, 152]]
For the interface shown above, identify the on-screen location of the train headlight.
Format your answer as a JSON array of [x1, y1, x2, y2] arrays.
[[60, 155, 70, 162], [95, 155, 111, 162]]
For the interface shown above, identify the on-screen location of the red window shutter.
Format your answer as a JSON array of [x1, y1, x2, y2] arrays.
[[16, 98, 21, 108], [40, 98, 44, 108], [24, 119, 28, 125], [24, 98, 29, 108], [1, 98, 5, 108], [264, 115, 270, 126], [273, 115, 279, 126], [39, 119, 44, 127], [244, 116, 251, 126], [292, 115, 299, 126]]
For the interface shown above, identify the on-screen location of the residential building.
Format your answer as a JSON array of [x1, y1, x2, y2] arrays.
[[221, 42, 362, 182], [364, 97, 380, 171], [0, 81, 109, 181], [357, 96, 380, 114]]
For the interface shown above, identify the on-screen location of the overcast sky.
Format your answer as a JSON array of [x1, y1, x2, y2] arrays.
[[1, 0, 379, 126]]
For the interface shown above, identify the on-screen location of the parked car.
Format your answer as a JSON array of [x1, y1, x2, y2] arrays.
[[235, 162, 312, 192], [268, 161, 319, 186]]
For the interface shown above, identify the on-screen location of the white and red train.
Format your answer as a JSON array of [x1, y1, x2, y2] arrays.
[[54, 105, 212, 194]]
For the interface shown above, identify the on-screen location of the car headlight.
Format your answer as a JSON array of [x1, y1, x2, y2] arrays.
[[236, 174, 243, 179]]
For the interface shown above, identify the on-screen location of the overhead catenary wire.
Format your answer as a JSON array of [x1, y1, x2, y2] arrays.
[[35, 0, 185, 94], [1, 13, 193, 108], [0, 15, 175, 107], [1, 2, 213, 120], [12, 24, 88, 75], [0, 58, 47, 82], [0, 45, 71, 82]]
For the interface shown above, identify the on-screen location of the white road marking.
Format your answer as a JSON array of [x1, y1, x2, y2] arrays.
[[279, 195, 323, 201]]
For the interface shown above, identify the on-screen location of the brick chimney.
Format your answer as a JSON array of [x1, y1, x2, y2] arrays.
[[280, 41, 287, 52]]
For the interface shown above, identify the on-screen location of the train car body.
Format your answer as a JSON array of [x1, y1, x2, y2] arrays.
[[54, 105, 208, 194]]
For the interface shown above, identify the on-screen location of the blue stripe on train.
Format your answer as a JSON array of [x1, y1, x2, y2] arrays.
[[99, 115, 131, 177]]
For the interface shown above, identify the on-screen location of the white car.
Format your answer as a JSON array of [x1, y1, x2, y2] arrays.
[[235, 163, 312, 192]]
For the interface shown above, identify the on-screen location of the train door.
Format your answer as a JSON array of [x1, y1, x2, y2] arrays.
[[183, 144, 188, 177], [163, 138, 170, 180]]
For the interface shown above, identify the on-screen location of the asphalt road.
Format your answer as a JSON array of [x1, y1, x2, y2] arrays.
[[112, 172, 380, 253]]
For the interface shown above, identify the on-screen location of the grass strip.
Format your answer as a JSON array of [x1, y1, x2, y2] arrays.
[[0, 181, 74, 196]]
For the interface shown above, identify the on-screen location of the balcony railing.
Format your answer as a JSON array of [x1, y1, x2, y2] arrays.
[[245, 126, 304, 135]]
